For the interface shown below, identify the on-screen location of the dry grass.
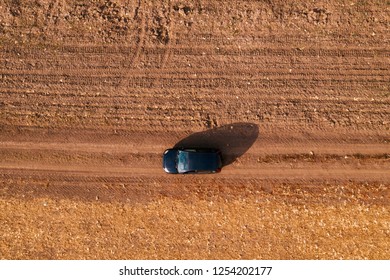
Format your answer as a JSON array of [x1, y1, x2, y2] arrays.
[[1, 195, 389, 259]]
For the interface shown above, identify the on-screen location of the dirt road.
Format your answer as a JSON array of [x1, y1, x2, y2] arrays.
[[0, 0, 389, 259]]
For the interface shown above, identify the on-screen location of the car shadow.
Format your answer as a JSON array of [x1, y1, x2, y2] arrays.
[[174, 122, 259, 167]]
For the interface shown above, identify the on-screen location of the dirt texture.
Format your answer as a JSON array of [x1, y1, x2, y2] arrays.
[[0, 0, 389, 259]]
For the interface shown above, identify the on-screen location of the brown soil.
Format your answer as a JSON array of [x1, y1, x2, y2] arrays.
[[0, 0, 389, 259]]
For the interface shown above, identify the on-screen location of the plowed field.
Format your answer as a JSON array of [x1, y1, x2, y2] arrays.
[[0, 0, 389, 259]]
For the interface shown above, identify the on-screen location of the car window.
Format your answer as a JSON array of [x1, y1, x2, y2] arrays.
[[177, 151, 189, 173]]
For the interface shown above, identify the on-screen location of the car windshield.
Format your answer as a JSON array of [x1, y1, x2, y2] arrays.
[[177, 150, 190, 173]]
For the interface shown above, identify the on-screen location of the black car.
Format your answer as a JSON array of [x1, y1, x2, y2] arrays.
[[163, 148, 222, 174]]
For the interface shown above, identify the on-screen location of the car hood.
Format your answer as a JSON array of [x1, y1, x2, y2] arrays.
[[163, 149, 178, 173]]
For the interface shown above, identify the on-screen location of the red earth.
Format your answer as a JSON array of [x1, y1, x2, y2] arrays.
[[0, 0, 389, 259]]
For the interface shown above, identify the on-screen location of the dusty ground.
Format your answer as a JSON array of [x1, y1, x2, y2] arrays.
[[0, 0, 389, 259]]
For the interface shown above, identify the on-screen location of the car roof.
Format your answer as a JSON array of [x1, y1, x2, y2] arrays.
[[177, 149, 220, 173]]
